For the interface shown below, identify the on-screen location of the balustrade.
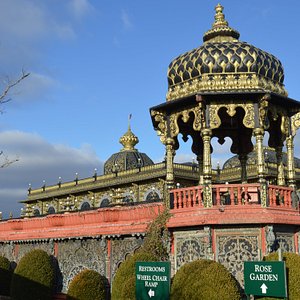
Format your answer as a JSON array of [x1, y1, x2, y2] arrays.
[[171, 184, 294, 210]]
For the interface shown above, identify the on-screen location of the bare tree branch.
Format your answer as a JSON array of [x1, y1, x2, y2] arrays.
[[0, 151, 19, 168], [0, 70, 30, 104], [0, 70, 29, 167]]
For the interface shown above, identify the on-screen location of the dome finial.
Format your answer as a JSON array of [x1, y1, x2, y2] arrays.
[[213, 4, 228, 28], [128, 113, 132, 130], [119, 115, 139, 151], [203, 4, 240, 42]]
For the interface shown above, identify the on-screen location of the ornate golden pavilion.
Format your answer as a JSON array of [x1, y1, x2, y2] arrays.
[[2, 4, 300, 295], [150, 3, 300, 205], [21, 4, 300, 216]]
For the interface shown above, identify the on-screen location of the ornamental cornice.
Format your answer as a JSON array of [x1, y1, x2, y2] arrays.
[[166, 73, 287, 102]]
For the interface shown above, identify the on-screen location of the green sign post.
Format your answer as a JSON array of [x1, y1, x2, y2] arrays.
[[244, 261, 287, 298], [135, 261, 170, 300]]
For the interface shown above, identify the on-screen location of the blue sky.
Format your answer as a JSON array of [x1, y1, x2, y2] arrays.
[[0, 0, 299, 218]]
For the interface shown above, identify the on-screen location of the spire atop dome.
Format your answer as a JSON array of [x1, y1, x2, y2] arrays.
[[203, 4, 240, 42], [213, 3, 228, 28], [119, 116, 139, 151]]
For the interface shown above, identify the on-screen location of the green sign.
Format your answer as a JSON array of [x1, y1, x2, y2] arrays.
[[135, 261, 170, 300], [244, 261, 287, 298]]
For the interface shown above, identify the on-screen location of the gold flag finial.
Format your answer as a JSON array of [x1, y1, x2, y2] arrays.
[[213, 4, 228, 28], [128, 113, 132, 130]]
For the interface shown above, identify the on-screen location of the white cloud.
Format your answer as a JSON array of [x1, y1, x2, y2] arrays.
[[121, 9, 133, 30], [0, 130, 103, 219], [68, 0, 94, 19], [0, 0, 76, 41]]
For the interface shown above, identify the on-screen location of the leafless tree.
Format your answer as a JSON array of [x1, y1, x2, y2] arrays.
[[0, 70, 30, 167]]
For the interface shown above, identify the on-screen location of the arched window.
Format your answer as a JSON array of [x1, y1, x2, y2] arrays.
[[80, 202, 91, 211], [33, 209, 41, 216], [100, 198, 110, 208], [146, 191, 160, 202], [47, 206, 55, 214]]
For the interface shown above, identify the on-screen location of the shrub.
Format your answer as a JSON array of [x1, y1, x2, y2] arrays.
[[112, 251, 158, 300], [258, 252, 300, 300], [112, 209, 170, 300], [0, 256, 12, 296], [67, 269, 108, 300], [10, 249, 55, 300], [171, 259, 241, 300], [140, 208, 171, 260]]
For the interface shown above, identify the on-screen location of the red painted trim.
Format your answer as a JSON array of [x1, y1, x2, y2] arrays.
[[54, 241, 58, 257], [294, 231, 298, 254]]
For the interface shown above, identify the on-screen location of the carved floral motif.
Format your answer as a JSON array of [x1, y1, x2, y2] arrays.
[[216, 234, 259, 286]]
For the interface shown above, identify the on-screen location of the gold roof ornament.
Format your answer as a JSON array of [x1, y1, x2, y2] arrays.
[[166, 4, 287, 101], [104, 116, 154, 174], [119, 125, 139, 151], [203, 3, 240, 42]]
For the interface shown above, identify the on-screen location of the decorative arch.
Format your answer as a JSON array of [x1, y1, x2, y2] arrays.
[[47, 206, 55, 214], [144, 188, 161, 202], [33, 208, 41, 216], [100, 198, 110, 208], [80, 202, 91, 211]]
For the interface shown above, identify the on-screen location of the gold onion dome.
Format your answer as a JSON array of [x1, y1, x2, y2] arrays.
[[167, 4, 287, 101], [104, 125, 154, 174]]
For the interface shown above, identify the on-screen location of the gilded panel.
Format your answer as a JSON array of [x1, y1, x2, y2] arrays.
[[216, 230, 260, 287], [276, 233, 294, 253], [16, 241, 54, 262], [57, 239, 106, 292], [291, 112, 300, 136], [110, 237, 143, 279], [174, 229, 211, 271]]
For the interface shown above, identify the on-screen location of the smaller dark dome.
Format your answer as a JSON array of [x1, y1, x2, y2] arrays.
[[104, 126, 154, 174], [223, 147, 300, 169]]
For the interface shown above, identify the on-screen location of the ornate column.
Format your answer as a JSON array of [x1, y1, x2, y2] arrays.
[[201, 129, 212, 207], [201, 129, 212, 184], [254, 128, 268, 207], [165, 137, 175, 189], [275, 146, 285, 186], [197, 154, 204, 185], [238, 154, 248, 183], [286, 135, 296, 188], [253, 128, 265, 182]]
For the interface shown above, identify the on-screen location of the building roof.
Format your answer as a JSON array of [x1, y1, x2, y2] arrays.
[[167, 4, 286, 101]]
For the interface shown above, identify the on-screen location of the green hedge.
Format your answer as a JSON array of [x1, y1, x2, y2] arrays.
[[112, 251, 158, 300], [258, 252, 300, 300], [67, 269, 107, 300], [112, 209, 170, 300], [10, 249, 55, 300], [171, 259, 241, 300], [0, 256, 11, 296]]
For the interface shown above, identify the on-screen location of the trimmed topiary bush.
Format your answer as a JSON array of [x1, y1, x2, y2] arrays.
[[112, 209, 170, 300], [171, 259, 241, 300], [67, 269, 108, 300], [0, 256, 12, 296], [140, 209, 171, 260], [10, 249, 55, 300], [259, 252, 300, 300], [112, 251, 158, 300]]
